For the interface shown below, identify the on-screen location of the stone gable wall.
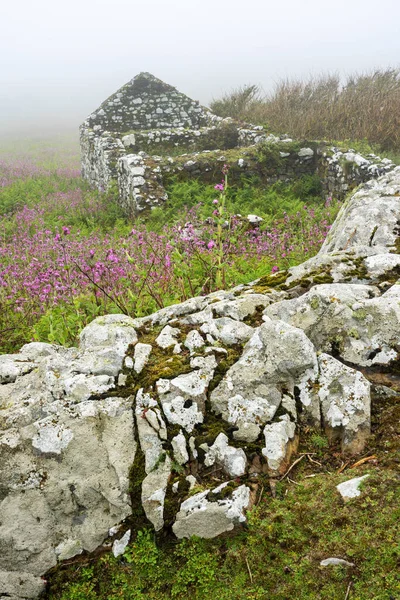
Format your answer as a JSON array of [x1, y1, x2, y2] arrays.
[[80, 73, 396, 215]]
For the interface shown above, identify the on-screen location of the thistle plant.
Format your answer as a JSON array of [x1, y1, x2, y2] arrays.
[[213, 164, 230, 289]]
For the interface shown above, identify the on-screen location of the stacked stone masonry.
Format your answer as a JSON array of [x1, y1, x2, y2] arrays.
[[80, 72, 396, 215]]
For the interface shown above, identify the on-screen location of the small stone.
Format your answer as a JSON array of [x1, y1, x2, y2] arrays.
[[133, 343, 152, 374], [320, 557, 355, 567], [155, 325, 180, 349], [233, 422, 261, 443], [336, 475, 370, 500], [141, 456, 171, 531], [171, 431, 189, 465], [124, 356, 134, 369], [186, 475, 197, 490], [112, 529, 131, 557], [189, 436, 198, 459], [262, 415, 296, 473], [55, 539, 83, 561], [202, 433, 247, 477], [172, 484, 250, 539], [298, 147, 314, 158], [184, 330, 205, 354], [247, 214, 263, 225]]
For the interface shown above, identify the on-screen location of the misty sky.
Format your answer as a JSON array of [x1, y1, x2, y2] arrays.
[[1, 0, 400, 137]]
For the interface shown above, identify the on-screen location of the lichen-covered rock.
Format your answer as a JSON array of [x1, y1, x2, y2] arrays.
[[264, 283, 400, 368], [262, 415, 297, 473], [210, 318, 319, 439], [0, 570, 46, 600], [0, 319, 138, 586], [141, 455, 172, 531], [318, 354, 371, 453], [201, 433, 247, 477], [172, 484, 251, 539], [3, 163, 400, 597], [320, 166, 400, 254]]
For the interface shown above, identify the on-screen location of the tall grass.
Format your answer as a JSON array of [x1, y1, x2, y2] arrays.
[[210, 68, 400, 151]]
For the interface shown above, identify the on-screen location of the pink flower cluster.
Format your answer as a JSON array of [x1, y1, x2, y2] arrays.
[[0, 156, 338, 350]]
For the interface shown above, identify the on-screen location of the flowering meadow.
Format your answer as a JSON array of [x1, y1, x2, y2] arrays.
[[0, 140, 341, 353]]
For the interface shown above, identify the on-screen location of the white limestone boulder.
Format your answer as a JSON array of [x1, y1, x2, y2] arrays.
[[210, 318, 319, 439], [318, 354, 371, 453], [172, 484, 251, 539]]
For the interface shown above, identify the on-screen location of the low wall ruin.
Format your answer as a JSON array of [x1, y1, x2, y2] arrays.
[[80, 73, 395, 215]]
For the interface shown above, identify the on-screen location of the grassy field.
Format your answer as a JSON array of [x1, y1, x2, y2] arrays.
[[0, 138, 339, 353]]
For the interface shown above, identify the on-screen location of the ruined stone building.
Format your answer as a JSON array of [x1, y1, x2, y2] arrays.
[[80, 72, 395, 215]]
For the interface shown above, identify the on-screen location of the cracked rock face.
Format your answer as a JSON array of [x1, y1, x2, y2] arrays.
[[1, 167, 400, 597], [0, 317, 137, 597], [210, 317, 319, 440]]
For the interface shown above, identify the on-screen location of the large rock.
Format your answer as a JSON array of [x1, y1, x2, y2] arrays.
[[318, 353, 371, 453], [210, 318, 319, 440], [264, 283, 400, 368], [0, 570, 45, 600], [2, 165, 400, 597], [0, 318, 137, 588], [320, 167, 400, 255]]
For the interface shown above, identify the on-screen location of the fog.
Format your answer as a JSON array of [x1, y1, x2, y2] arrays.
[[1, 0, 400, 138]]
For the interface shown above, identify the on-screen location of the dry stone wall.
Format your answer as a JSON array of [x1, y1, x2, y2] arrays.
[[80, 73, 396, 216]]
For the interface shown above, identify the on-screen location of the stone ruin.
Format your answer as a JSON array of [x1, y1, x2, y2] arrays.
[[2, 164, 400, 597], [80, 72, 396, 215]]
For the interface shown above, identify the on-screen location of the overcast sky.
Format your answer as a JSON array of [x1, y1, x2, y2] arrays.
[[1, 0, 400, 138]]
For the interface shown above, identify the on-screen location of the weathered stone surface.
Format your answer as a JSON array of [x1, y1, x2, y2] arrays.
[[320, 167, 400, 255], [210, 318, 319, 435], [318, 354, 371, 453], [156, 356, 216, 433], [155, 325, 181, 349], [336, 475, 370, 500], [262, 415, 297, 473], [112, 529, 131, 558], [172, 484, 251, 539], [200, 316, 254, 345], [141, 455, 172, 531], [133, 342, 152, 373], [0, 570, 46, 599], [264, 283, 400, 368], [171, 431, 190, 465], [135, 390, 165, 473], [201, 433, 247, 477], [0, 319, 137, 584]]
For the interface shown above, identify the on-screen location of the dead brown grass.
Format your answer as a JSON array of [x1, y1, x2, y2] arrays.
[[210, 68, 400, 151]]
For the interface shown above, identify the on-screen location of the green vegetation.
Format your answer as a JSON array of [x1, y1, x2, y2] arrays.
[[46, 466, 399, 599], [0, 155, 338, 353], [144, 174, 326, 232]]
